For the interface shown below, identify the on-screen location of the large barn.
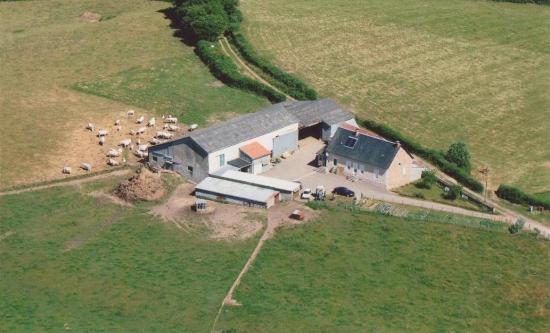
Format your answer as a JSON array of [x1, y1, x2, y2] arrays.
[[148, 99, 356, 182]]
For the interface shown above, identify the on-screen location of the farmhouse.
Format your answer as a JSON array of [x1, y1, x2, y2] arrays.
[[325, 123, 425, 189], [148, 99, 356, 183]]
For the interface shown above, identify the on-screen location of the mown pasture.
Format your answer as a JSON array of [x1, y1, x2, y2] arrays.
[[240, 0, 550, 193], [0, 0, 266, 189], [218, 206, 550, 332], [0, 184, 259, 332], [1, 182, 548, 331]]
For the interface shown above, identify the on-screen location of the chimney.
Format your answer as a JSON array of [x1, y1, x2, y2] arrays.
[[395, 140, 401, 148]]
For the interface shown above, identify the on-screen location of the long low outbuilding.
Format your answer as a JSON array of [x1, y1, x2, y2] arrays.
[[211, 169, 301, 201], [195, 176, 279, 209]]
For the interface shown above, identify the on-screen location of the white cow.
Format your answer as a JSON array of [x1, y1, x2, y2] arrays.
[[97, 129, 108, 137], [147, 117, 156, 127], [136, 116, 145, 124], [119, 139, 131, 147], [107, 148, 121, 157], [85, 123, 95, 131], [107, 158, 119, 166], [155, 131, 173, 139], [127, 110, 135, 117], [164, 116, 177, 124], [62, 166, 72, 174], [80, 163, 92, 171]]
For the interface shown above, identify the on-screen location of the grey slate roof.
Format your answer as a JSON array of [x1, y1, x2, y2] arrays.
[[156, 99, 354, 154], [283, 99, 353, 127], [326, 127, 400, 170], [190, 103, 299, 153]]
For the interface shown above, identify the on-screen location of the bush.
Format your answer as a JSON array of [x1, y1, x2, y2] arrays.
[[444, 185, 463, 201], [228, 32, 317, 100], [196, 40, 286, 103], [361, 118, 484, 193], [446, 142, 471, 172], [413, 192, 425, 199], [509, 218, 525, 234], [496, 184, 550, 210], [417, 170, 437, 189]]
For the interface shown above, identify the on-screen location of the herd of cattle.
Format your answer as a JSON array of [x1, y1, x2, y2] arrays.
[[62, 110, 197, 174]]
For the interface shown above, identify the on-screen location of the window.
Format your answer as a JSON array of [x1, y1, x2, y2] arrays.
[[333, 159, 338, 166], [152, 156, 158, 162], [188, 166, 193, 176], [218, 154, 225, 167], [344, 136, 358, 149], [402, 167, 407, 175]]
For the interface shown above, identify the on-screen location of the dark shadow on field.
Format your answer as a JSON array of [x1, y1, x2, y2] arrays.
[[158, 6, 198, 47]]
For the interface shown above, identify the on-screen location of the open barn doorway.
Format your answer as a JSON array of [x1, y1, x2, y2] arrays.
[[298, 123, 323, 140]]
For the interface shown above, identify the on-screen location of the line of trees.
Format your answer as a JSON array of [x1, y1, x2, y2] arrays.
[[172, 0, 318, 101], [195, 40, 286, 102]]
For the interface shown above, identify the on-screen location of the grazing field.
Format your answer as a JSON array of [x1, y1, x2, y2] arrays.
[[240, 0, 550, 193], [0, 185, 259, 331], [0, 0, 266, 189], [218, 206, 550, 332]]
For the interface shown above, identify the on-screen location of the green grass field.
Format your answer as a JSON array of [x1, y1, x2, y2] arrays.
[[240, 0, 550, 193], [0, 0, 266, 189], [1, 183, 548, 331], [218, 206, 550, 332], [0, 185, 260, 331], [394, 182, 490, 212]]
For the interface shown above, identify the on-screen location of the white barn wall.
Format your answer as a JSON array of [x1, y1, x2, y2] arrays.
[[207, 123, 299, 173]]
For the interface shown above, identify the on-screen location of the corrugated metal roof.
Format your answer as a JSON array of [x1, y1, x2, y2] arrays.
[[212, 170, 301, 192], [190, 104, 299, 153], [326, 126, 400, 170], [154, 99, 354, 154], [284, 99, 353, 127], [195, 177, 277, 203]]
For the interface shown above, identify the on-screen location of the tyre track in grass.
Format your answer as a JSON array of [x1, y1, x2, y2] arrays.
[[218, 36, 296, 101]]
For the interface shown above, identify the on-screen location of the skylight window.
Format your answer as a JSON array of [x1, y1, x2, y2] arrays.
[[344, 136, 358, 149]]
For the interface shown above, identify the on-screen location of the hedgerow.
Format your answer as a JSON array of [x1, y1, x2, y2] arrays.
[[228, 32, 317, 100], [196, 41, 286, 103], [496, 184, 550, 209], [493, 0, 549, 4], [361, 118, 484, 193]]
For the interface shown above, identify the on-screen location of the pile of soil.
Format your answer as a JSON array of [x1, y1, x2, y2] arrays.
[[114, 169, 165, 202], [79, 12, 102, 22]]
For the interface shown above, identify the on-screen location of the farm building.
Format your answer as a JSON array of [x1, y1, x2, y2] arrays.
[[195, 177, 280, 208], [148, 99, 355, 183], [211, 169, 301, 201], [325, 124, 426, 189]]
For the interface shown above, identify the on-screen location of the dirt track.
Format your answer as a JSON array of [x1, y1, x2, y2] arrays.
[[0, 168, 132, 197]]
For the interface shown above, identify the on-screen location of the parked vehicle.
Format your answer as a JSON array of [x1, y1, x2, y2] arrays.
[[301, 188, 312, 200], [315, 185, 326, 201], [290, 209, 305, 221], [332, 186, 355, 197]]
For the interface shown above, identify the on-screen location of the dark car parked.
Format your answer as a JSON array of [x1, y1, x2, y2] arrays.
[[332, 186, 355, 197]]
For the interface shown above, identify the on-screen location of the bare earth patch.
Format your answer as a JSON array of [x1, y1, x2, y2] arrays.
[[115, 169, 166, 202], [79, 12, 102, 23], [150, 183, 266, 240], [0, 231, 16, 242]]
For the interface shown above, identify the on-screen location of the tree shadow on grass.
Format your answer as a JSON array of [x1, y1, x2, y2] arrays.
[[158, 6, 198, 47]]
